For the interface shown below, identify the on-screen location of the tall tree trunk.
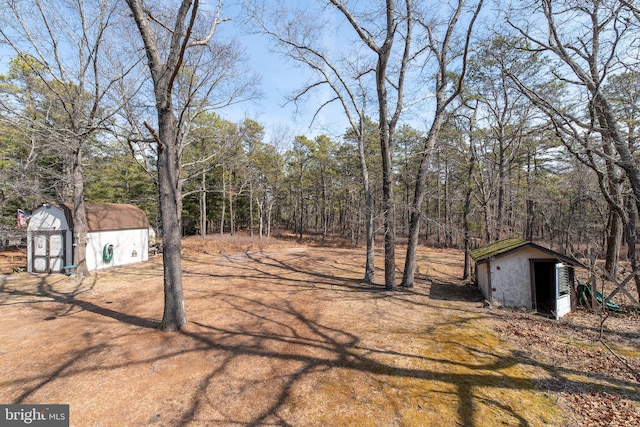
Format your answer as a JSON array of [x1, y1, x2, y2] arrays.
[[229, 189, 235, 235], [605, 207, 623, 275], [483, 202, 492, 243], [357, 117, 375, 282], [623, 196, 640, 300], [401, 115, 444, 288], [199, 167, 207, 237], [400, 0, 483, 287], [462, 154, 475, 281], [603, 140, 624, 275], [444, 157, 452, 247], [220, 166, 226, 235], [525, 199, 535, 241], [257, 195, 264, 239], [595, 93, 640, 218], [71, 144, 89, 276], [495, 136, 506, 241], [267, 199, 274, 238], [157, 108, 186, 331], [525, 149, 535, 241], [298, 169, 304, 241], [249, 180, 254, 237], [377, 24, 397, 291], [363, 185, 375, 283], [321, 172, 327, 242], [380, 120, 397, 290], [330, 0, 415, 290], [126, 0, 218, 332]]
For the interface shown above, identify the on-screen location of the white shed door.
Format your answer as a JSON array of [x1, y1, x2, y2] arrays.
[[555, 263, 571, 319], [32, 234, 48, 272], [31, 232, 65, 273], [49, 234, 64, 271]]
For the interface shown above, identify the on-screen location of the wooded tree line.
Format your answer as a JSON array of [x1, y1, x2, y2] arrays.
[[1, 0, 639, 329]]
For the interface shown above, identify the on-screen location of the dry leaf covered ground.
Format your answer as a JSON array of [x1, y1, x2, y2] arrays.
[[0, 234, 638, 426]]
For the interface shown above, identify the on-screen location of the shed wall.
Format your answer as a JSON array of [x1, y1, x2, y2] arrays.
[[27, 204, 149, 273], [86, 229, 149, 271], [486, 247, 558, 308], [477, 263, 490, 301]]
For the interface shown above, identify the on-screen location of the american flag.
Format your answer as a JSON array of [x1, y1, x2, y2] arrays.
[[17, 209, 30, 228]]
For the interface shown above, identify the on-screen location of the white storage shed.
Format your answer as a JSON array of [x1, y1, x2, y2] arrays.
[[471, 239, 581, 319], [27, 202, 149, 273]]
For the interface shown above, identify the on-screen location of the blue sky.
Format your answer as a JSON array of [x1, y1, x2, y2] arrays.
[[219, 1, 355, 145], [220, 0, 467, 146], [0, 0, 460, 148], [0, 0, 351, 148]]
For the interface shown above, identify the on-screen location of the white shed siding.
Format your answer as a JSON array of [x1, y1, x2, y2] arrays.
[[27, 203, 149, 273], [28, 205, 67, 231], [556, 294, 571, 319], [489, 251, 531, 308], [86, 228, 149, 271], [477, 262, 490, 301], [485, 247, 557, 308]]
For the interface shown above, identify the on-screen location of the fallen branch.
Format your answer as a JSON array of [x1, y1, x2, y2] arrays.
[[600, 338, 640, 382]]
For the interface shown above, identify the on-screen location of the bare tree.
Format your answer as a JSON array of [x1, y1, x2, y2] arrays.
[[125, 0, 228, 331], [329, 0, 413, 290], [448, 104, 479, 281], [506, 0, 640, 300], [400, 0, 483, 288], [0, 0, 130, 276], [246, 1, 378, 281]]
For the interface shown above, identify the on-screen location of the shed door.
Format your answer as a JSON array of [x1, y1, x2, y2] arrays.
[[31, 231, 65, 273], [555, 263, 571, 319], [532, 261, 555, 314]]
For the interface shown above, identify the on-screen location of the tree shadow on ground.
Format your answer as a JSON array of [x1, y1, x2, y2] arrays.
[[428, 276, 484, 302], [2, 249, 638, 426], [171, 296, 639, 426], [0, 275, 158, 329], [175, 251, 638, 425]]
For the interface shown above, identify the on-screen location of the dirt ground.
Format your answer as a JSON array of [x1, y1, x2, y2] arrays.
[[0, 234, 638, 426]]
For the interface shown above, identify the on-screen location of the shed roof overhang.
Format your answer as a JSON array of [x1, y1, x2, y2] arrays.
[[470, 238, 584, 268]]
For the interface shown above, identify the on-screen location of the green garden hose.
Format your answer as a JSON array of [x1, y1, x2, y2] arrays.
[[103, 244, 114, 262]]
